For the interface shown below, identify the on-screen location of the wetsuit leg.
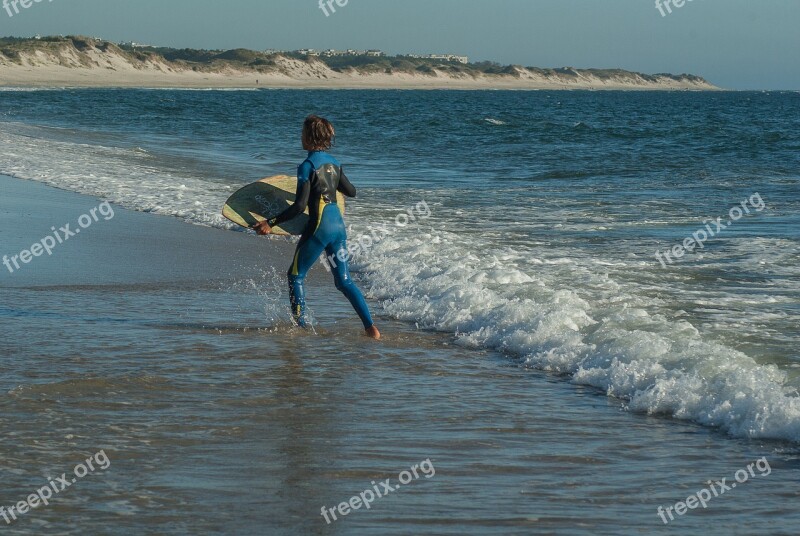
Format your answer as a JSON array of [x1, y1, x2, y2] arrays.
[[287, 233, 326, 327], [289, 204, 374, 329], [326, 238, 374, 330]]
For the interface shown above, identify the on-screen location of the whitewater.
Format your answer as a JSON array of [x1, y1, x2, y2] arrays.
[[1, 89, 798, 443]]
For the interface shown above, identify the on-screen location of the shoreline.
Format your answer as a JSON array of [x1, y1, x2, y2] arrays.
[[0, 173, 298, 289], [2, 179, 795, 535], [0, 77, 720, 91], [0, 36, 720, 91], [0, 84, 724, 91], [0, 63, 719, 92]]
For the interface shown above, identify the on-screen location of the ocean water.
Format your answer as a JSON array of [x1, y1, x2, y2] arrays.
[[1, 89, 800, 534]]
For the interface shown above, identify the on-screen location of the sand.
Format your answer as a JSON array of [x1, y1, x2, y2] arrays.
[[0, 49, 718, 90], [1, 174, 793, 535], [0, 174, 296, 288]]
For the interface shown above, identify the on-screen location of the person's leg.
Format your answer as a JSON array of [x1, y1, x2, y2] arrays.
[[287, 234, 326, 327], [325, 239, 375, 330]]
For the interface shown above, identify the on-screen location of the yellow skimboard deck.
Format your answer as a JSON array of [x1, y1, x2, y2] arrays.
[[222, 175, 346, 237]]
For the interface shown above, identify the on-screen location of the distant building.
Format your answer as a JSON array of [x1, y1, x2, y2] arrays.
[[427, 54, 469, 64], [120, 41, 156, 49], [317, 49, 386, 58], [293, 48, 476, 61], [403, 53, 468, 64]]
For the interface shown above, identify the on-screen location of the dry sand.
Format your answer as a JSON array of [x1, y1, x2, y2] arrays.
[[0, 48, 718, 90]]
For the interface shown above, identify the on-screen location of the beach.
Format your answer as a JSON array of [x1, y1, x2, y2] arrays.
[[1, 88, 799, 534], [0, 68, 714, 90], [2, 173, 798, 534], [0, 42, 718, 91]]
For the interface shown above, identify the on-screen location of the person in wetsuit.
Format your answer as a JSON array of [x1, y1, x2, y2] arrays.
[[253, 115, 381, 340]]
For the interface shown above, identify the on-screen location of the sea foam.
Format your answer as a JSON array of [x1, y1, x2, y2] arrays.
[[348, 220, 800, 442], [3, 120, 799, 442]]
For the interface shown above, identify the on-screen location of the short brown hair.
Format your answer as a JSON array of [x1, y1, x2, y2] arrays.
[[302, 115, 335, 151]]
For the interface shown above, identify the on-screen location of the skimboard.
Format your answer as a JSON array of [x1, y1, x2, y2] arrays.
[[222, 175, 346, 236]]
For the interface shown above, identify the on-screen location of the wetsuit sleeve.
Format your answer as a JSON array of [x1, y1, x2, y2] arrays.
[[338, 166, 357, 198], [267, 162, 312, 227]]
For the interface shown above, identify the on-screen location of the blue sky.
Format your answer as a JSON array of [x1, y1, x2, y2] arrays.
[[2, 0, 798, 89]]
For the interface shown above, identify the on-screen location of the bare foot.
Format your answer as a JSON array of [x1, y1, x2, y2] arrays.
[[366, 325, 381, 340]]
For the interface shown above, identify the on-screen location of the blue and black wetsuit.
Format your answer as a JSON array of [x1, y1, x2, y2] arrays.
[[267, 151, 374, 329]]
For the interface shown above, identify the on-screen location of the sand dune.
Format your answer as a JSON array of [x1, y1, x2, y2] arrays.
[[0, 38, 719, 90]]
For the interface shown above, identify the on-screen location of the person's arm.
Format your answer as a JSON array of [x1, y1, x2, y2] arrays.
[[337, 165, 357, 198], [266, 179, 310, 228], [254, 161, 312, 234]]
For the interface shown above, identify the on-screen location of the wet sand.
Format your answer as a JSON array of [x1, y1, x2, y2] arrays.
[[1, 174, 798, 535], [0, 174, 297, 287]]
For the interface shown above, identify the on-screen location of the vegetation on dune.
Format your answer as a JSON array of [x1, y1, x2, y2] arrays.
[[0, 35, 125, 66]]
